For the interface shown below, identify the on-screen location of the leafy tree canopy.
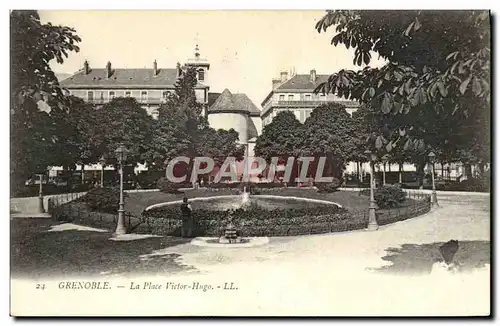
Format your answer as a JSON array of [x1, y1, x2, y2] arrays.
[[314, 10, 490, 160], [255, 110, 303, 161]]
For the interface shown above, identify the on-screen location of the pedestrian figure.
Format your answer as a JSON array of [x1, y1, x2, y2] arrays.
[[180, 194, 193, 238]]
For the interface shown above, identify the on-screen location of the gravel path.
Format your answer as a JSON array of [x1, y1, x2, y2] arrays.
[[134, 193, 490, 316]]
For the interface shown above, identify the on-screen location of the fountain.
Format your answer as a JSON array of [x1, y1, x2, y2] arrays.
[[144, 189, 342, 248], [240, 186, 250, 208], [218, 213, 242, 244]]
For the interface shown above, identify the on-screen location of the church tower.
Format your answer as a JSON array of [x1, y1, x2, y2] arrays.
[[184, 44, 210, 104], [185, 44, 210, 85]]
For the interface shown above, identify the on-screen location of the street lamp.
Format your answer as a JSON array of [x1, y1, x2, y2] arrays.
[[99, 155, 106, 188], [114, 144, 128, 235], [364, 149, 379, 231], [428, 151, 439, 207], [35, 173, 45, 213]]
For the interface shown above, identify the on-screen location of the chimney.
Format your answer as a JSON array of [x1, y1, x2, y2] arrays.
[[153, 59, 158, 76], [106, 61, 112, 78], [272, 79, 281, 90], [310, 69, 317, 82], [83, 60, 90, 75], [280, 71, 288, 83]]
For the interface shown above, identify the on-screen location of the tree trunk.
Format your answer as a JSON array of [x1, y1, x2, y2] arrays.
[[479, 163, 485, 174], [382, 162, 386, 185], [81, 164, 85, 183], [417, 162, 425, 189], [359, 162, 363, 183], [398, 163, 403, 184], [464, 163, 473, 180]]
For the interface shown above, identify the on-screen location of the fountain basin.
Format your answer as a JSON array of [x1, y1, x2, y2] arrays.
[[144, 195, 342, 212], [142, 195, 347, 238], [191, 236, 270, 248]]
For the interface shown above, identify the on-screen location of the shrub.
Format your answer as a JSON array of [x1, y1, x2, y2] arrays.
[[157, 177, 182, 194], [373, 184, 406, 208], [315, 178, 342, 193], [459, 177, 490, 192], [79, 187, 127, 213], [142, 202, 350, 237], [136, 171, 163, 189], [358, 188, 371, 196]]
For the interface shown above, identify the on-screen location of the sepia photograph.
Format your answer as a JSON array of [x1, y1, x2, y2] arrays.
[[9, 8, 491, 317]]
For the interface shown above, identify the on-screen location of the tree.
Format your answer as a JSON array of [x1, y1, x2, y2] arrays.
[[198, 128, 244, 167], [11, 10, 81, 108], [300, 103, 357, 179], [49, 96, 104, 172], [255, 110, 303, 162], [10, 10, 81, 193], [148, 65, 242, 178], [98, 97, 155, 166], [314, 10, 490, 161]]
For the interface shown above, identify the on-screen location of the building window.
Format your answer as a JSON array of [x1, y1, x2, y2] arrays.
[[198, 69, 205, 82], [87, 91, 94, 101], [125, 91, 131, 97], [141, 91, 148, 102], [109, 91, 115, 100], [288, 94, 294, 101], [305, 94, 311, 101], [100, 92, 104, 100], [279, 94, 285, 101]]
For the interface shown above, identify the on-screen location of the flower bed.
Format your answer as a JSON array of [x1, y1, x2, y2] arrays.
[[48, 187, 432, 238]]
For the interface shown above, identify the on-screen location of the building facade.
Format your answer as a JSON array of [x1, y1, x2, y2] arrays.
[[260, 69, 416, 176], [56, 46, 262, 177], [261, 69, 360, 126], [60, 45, 211, 119]]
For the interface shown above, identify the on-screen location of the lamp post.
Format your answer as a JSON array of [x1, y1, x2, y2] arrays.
[[114, 144, 128, 235], [99, 155, 106, 188], [428, 151, 439, 207], [35, 173, 45, 213], [364, 150, 379, 231]]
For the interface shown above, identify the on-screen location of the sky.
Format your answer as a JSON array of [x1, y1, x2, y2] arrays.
[[40, 10, 386, 107]]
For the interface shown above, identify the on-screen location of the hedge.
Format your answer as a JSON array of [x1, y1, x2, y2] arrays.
[[140, 194, 430, 237]]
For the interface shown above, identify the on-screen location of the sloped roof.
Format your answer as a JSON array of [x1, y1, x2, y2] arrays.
[[275, 74, 330, 91], [60, 68, 208, 89], [208, 89, 261, 116], [207, 92, 222, 106]]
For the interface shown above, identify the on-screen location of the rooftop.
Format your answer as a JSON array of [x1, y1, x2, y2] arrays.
[[209, 89, 261, 116], [275, 74, 330, 91]]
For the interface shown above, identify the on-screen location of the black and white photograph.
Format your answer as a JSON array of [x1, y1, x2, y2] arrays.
[[9, 8, 491, 317]]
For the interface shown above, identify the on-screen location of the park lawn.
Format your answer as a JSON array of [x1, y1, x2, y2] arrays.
[[10, 218, 193, 278], [125, 188, 370, 218]]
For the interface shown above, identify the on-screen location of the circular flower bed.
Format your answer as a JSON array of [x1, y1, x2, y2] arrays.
[[141, 196, 350, 237]]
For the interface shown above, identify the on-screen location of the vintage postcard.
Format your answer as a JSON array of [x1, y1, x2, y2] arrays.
[[10, 9, 491, 317]]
